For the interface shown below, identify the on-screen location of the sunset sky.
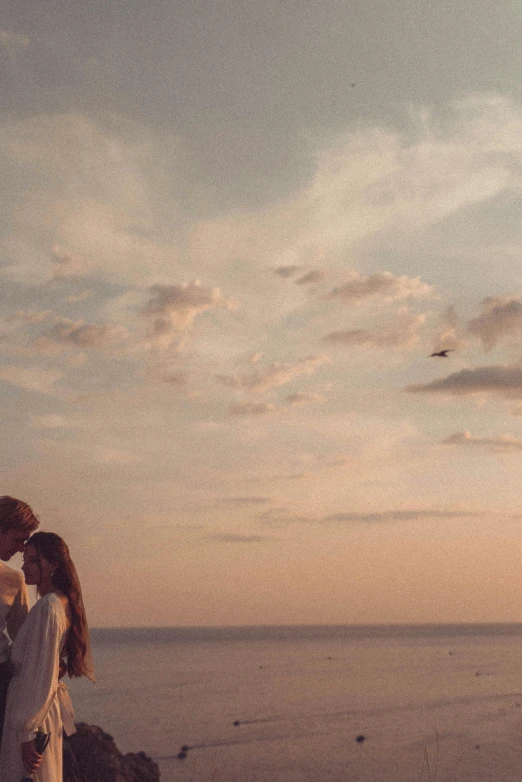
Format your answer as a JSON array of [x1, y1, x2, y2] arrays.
[[2, 0, 522, 627]]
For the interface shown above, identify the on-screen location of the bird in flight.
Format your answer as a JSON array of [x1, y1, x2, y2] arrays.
[[430, 349, 454, 358]]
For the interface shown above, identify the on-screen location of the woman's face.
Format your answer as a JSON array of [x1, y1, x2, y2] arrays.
[[22, 544, 53, 586]]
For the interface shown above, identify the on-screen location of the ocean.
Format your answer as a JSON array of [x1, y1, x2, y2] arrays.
[[68, 625, 522, 781]]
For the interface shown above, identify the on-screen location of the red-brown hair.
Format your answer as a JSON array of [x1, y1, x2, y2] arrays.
[[29, 531, 90, 679]]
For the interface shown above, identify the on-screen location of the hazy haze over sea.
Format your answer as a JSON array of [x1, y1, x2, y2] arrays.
[[69, 624, 522, 781]]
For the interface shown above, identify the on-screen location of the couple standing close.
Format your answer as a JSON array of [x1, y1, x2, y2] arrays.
[[0, 496, 94, 781]]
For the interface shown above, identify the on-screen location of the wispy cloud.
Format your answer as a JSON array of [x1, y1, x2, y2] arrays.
[[295, 270, 327, 286], [442, 430, 522, 451], [0, 364, 62, 395], [49, 245, 86, 281], [261, 451, 352, 481], [193, 96, 522, 291], [8, 310, 53, 324], [160, 370, 187, 386], [221, 496, 272, 505], [34, 317, 128, 352], [1, 113, 183, 286], [313, 453, 352, 469], [142, 281, 234, 349], [206, 533, 273, 543], [323, 312, 425, 349], [328, 271, 432, 306], [64, 290, 92, 304], [257, 508, 319, 526], [285, 391, 325, 406], [228, 401, 278, 416], [467, 296, 522, 351], [216, 356, 329, 394], [258, 506, 480, 527], [325, 509, 481, 523], [271, 265, 302, 278]]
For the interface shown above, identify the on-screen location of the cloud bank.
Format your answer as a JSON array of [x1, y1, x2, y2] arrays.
[[407, 365, 522, 398]]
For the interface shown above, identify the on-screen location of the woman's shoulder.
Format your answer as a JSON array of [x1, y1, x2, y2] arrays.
[[38, 592, 61, 605], [32, 592, 66, 618]]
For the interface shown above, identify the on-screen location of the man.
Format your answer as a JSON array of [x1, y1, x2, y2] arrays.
[[0, 496, 39, 745]]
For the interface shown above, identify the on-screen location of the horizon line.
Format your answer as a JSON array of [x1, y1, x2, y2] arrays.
[[90, 620, 522, 631]]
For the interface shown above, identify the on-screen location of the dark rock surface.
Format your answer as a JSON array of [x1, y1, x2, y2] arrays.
[[64, 722, 160, 782]]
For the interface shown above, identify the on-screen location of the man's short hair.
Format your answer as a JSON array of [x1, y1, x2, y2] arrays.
[[0, 496, 39, 535]]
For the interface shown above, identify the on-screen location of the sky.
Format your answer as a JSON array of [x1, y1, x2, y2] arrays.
[[1, 0, 522, 627]]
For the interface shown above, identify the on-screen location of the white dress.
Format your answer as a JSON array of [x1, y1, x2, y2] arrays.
[[0, 593, 76, 782]]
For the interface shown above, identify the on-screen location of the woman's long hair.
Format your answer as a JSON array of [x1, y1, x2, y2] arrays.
[[29, 531, 93, 680]]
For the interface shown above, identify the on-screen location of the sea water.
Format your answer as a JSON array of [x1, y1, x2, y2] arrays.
[[68, 625, 522, 781]]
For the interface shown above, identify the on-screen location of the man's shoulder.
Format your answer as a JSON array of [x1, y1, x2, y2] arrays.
[[0, 561, 25, 589]]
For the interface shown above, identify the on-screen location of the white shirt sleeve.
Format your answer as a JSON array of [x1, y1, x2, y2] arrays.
[[11, 596, 63, 744]]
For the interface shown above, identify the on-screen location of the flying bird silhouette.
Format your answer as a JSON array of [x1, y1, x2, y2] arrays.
[[430, 349, 454, 357]]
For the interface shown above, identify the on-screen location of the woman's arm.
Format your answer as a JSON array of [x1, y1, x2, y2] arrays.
[[12, 596, 63, 745]]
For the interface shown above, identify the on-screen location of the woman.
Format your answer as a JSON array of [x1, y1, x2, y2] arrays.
[[0, 532, 94, 781]]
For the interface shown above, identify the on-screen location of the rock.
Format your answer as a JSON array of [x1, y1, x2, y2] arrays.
[[64, 722, 160, 782], [355, 735, 366, 743], [122, 751, 160, 782]]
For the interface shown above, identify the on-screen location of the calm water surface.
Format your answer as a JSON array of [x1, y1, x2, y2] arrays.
[[68, 625, 522, 781]]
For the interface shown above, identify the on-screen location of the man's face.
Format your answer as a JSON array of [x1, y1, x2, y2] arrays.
[[0, 528, 28, 561]]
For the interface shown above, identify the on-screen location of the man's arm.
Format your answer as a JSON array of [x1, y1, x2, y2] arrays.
[[6, 577, 29, 642]]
